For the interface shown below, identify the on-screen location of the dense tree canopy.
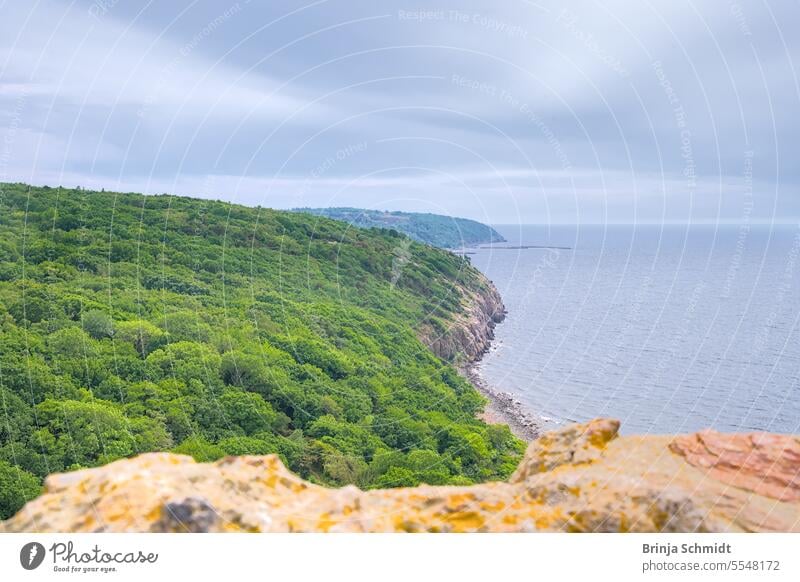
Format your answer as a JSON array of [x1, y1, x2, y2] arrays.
[[0, 183, 522, 519]]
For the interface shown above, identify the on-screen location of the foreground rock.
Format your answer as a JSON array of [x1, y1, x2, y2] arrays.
[[4, 419, 799, 532], [670, 430, 800, 502]]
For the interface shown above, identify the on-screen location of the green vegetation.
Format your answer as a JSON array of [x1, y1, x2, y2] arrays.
[[0, 183, 522, 519], [0, 460, 40, 518], [293, 207, 506, 248]]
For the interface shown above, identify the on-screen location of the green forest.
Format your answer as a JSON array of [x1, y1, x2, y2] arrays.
[[0, 183, 522, 519], [292, 207, 506, 248]]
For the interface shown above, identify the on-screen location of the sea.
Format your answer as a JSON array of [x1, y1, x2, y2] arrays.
[[467, 224, 800, 435]]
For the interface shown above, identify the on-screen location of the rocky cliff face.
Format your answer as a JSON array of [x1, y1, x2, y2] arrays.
[[420, 275, 541, 441], [5, 419, 799, 533], [421, 278, 506, 363]]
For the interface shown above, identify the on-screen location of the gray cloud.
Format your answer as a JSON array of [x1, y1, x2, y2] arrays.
[[1, 0, 798, 223]]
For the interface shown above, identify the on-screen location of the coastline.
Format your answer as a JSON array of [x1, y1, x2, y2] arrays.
[[422, 267, 541, 442], [464, 280, 542, 442], [457, 281, 541, 441], [461, 358, 541, 442]]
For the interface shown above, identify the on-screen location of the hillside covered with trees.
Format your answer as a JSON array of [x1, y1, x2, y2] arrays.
[[0, 183, 522, 519], [292, 207, 506, 249]]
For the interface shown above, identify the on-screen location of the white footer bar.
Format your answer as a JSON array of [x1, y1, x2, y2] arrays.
[[0, 533, 797, 582]]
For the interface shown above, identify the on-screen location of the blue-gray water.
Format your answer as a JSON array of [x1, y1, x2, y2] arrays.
[[468, 224, 800, 435]]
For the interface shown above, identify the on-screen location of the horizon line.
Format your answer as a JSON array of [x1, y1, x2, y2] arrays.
[[2, 181, 797, 227]]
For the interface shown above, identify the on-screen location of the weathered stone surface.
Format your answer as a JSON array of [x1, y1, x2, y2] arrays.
[[422, 281, 505, 363], [4, 419, 800, 533], [670, 430, 800, 502], [510, 418, 620, 480]]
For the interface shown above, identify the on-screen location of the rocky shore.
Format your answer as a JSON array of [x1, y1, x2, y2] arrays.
[[6, 418, 799, 532], [420, 271, 541, 441], [464, 363, 540, 441]]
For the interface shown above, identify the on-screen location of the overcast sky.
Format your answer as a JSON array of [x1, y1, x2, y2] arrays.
[[1, 0, 798, 224]]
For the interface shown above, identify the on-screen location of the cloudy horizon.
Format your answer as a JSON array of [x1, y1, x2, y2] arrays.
[[1, 0, 798, 225]]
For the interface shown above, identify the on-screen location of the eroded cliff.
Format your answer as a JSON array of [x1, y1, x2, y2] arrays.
[[421, 278, 506, 364], [5, 419, 799, 533]]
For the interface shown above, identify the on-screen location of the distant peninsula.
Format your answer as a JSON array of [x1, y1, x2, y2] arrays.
[[292, 207, 506, 249]]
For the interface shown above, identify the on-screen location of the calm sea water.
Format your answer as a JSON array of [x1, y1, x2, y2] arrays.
[[468, 224, 800, 435]]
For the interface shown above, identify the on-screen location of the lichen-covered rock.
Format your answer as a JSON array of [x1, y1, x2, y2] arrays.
[[4, 419, 799, 533], [510, 418, 620, 481]]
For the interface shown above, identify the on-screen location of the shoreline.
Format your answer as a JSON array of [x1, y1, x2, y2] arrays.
[[462, 359, 541, 442], [456, 279, 542, 442], [437, 272, 542, 442]]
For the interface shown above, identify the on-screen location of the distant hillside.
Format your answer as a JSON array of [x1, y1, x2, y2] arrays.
[[292, 208, 506, 249]]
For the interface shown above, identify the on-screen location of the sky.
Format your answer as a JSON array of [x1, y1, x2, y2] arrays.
[[1, 0, 798, 224]]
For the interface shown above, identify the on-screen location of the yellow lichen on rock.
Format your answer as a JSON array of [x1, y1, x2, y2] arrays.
[[510, 418, 620, 481], [3, 419, 799, 533]]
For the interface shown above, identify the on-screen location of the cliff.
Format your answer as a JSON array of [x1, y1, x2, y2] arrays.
[[5, 418, 799, 533], [419, 278, 541, 441], [421, 279, 506, 363]]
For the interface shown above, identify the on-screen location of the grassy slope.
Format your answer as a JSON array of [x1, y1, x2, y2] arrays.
[[0, 183, 522, 518]]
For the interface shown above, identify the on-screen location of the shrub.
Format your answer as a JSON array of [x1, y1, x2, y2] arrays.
[[0, 460, 41, 519], [82, 310, 114, 339]]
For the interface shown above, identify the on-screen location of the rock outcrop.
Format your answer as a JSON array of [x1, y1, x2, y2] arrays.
[[670, 430, 800, 502], [4, 419, 799, 533], [422, 279, 506, 363]]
